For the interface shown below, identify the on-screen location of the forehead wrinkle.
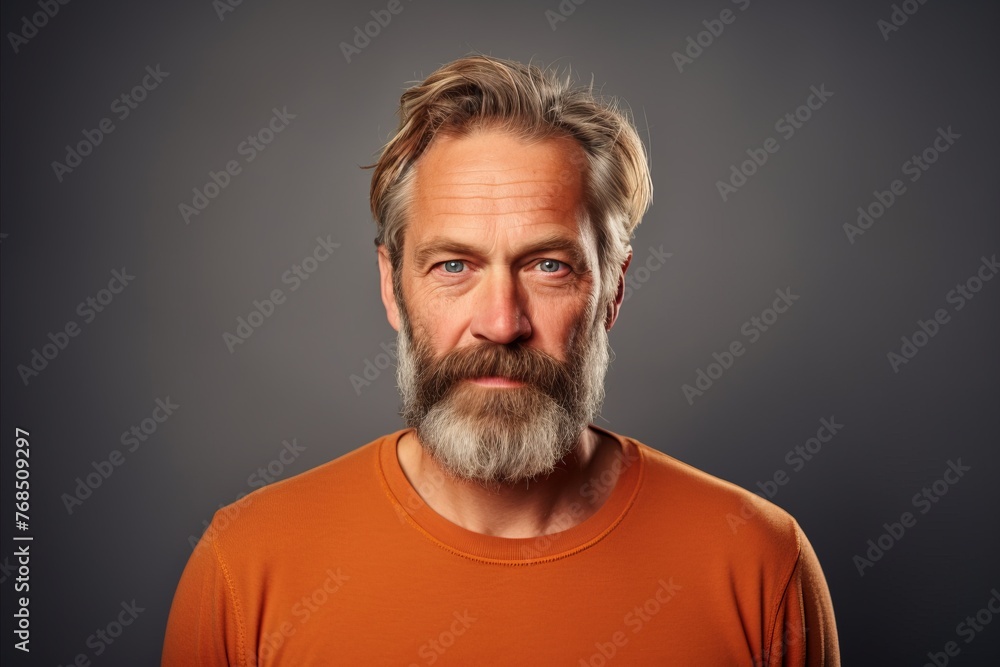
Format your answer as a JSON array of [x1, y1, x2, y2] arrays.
[[407, 130, 591, 264], [433, 167, 549, 179], [421, 191, 576, 217], [425, 172, 570, 186], [430, 212, 574, 228], [423, 181, 566, 199], [419, 140, 583, 186], [432, 201, 573, 217]]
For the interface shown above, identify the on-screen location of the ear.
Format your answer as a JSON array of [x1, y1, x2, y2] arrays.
[[605, 249, 632, 330], [377, 245, 401, 332]]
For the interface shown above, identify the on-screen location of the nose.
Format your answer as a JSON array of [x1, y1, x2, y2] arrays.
[[469, 268, 532, 345]]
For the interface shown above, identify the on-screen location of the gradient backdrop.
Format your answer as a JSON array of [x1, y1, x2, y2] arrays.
[[2, 0, 998, 664]]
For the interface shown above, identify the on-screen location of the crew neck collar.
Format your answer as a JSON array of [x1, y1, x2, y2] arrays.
[[376, 425, 645, 564]]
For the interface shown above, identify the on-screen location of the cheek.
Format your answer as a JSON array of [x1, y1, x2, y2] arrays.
[[407, 301, 469, 356], [531, 307, 590, 357]]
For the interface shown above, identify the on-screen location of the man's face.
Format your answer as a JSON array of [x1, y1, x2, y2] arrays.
[[378, 129, 622, 486]]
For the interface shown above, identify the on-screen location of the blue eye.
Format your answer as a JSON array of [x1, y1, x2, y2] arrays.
[[538, 259, 564, 272], [442, 260, 465, 273]]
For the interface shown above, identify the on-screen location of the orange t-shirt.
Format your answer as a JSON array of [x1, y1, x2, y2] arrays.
[[162, 425, 839, 666]]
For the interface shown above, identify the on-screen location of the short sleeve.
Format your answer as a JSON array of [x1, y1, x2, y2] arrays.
[[768, 521, 841, 667], [161, 517, 244, 667]]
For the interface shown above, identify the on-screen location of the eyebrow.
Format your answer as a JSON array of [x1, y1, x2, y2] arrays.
[[412, 233, 591, 272]]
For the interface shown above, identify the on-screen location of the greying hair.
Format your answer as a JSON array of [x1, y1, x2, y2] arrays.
[[368, 54, 653, 313]]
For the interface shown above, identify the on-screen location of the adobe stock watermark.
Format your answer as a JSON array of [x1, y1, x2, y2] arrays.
[[622, 246, 672, 303], [61, 397, 180, 515], [716, 84, 834, 202], [407, 610, 477, 667], [877, 0, 932, 42], [188, 438, 306, 550], [727, 416, 845, 534], [844, 125, 960, 244], [515, 444, 641, 560], [579, 444, 640, 507], [56, 599, 144, 666], [886, 253, 997, 373], [671, 0, 752, 73], [544, 0, 589, 31], [0, 554, 15, 585], [390, 442, 641, 560], [391, 460, 447, 528], [351, 339, 398, 395], [245, 438, 307, 488], [258, 568, 350, 662], [222, 235, 340, 353], [340, 0, 415, 63], [213, 0, 245, 21], [852, 458, 971, 577], [11, 546, 30, 652], [17, 268, 136, 386], [179, 106, 296, 224], [579, 578, 682, 666], [387, 440, 634, 543], [51, 65, 170, 182], [681, 287, 800, 405], [920, 587, 1000, 667], [7, 0, 73, 55]]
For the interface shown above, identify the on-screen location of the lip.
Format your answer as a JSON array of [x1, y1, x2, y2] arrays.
[[466, 376, 525, 387]]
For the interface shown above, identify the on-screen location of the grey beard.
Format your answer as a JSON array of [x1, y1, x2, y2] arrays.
[[394, 310, 611, 487]]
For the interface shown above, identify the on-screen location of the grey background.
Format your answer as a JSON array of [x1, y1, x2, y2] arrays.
[[2, 0, 998, 664]]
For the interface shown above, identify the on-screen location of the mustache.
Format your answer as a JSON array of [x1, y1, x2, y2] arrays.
[[415, 339, 578, 406]]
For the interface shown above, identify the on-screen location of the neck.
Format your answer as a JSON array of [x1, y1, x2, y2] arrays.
[[396, 426, 623, 538]]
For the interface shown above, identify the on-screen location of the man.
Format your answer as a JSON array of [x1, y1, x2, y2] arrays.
[[162, 54, 839, 666]]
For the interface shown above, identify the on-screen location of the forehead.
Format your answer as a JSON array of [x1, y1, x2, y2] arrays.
[[408, 129, 590, 249]]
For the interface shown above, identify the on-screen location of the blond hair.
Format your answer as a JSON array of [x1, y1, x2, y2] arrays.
[[368, 54, 653, 309]]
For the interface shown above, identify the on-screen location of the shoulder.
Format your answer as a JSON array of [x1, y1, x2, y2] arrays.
[[619, 433, 804, 565], [197, 430, 398, 554]]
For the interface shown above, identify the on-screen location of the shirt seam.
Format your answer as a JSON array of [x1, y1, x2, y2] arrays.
[[375, 434, 647, 566], [211, 533, 247, 667], [764, 517, 803, 666]]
